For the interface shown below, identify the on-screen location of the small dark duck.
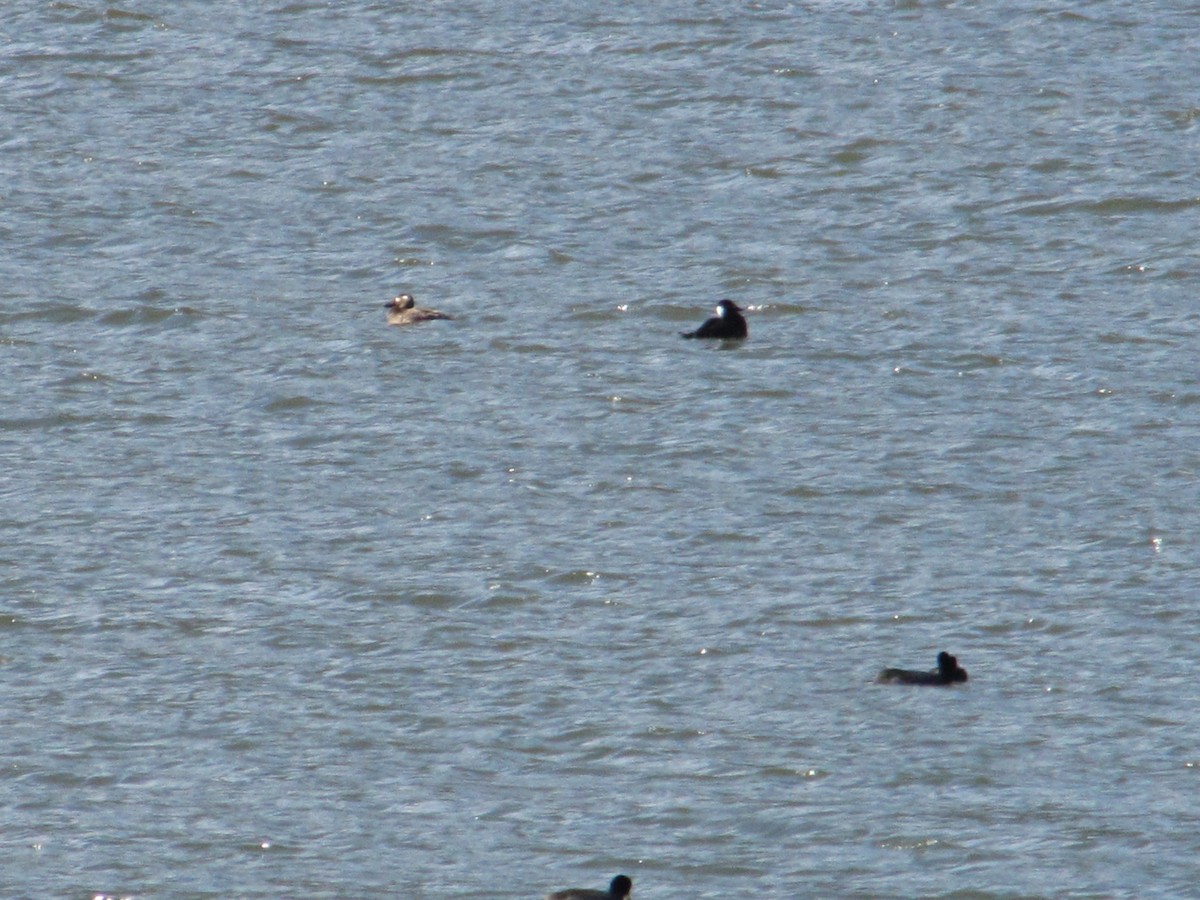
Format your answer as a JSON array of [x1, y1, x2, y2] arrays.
[[385, 293, 453, 326], [681, 298, 747, 340], [545, 874, 633, 900], [877, 651, 968, 686]]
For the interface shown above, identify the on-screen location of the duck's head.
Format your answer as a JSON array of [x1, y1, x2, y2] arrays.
[[937, 651, 967, 682]]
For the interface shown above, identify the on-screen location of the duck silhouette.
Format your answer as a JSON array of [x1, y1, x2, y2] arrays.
[[385, 293, 453, 325], [545, 874, 633, 900], [877, 651, 968, 686], [681, 299, 747, 339]]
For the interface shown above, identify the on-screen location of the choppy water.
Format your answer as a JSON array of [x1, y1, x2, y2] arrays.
[[3, 1, 1200, 897]]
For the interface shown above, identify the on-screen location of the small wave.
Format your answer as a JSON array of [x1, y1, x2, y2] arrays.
[[1013, 195, 1200, 217], [98, 305, 180, 326]]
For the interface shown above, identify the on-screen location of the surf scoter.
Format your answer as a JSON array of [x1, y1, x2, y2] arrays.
[[681, 299, 747, 340], [545, 874, 633, 900], [876, 651, 968, 686]]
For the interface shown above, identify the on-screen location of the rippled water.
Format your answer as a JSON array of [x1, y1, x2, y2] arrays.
[[4, 1, 1200, 897]]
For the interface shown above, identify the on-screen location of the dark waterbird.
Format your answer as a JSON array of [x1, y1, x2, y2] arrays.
[[680, 298, 747, 339], [545, 874, 633, 900], [877, 651, 968, 686]]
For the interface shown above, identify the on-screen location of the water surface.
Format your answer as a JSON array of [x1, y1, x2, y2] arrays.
[[3, 1, 1200, 897]]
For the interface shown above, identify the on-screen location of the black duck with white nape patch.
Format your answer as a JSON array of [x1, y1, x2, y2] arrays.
[[681, 299, 747, 340]]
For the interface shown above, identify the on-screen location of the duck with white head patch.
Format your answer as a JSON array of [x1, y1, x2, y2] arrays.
[[385, 293, 453, 326], [681, 298, 747, 339]]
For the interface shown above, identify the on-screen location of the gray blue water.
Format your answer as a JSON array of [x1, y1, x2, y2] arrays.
[[3, 1, 1200, 897]]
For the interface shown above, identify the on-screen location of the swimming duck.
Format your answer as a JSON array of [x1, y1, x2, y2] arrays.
[[385, 293, 453, 325], [681, 299, 747, 340], [877, 651, 968, 686], [545, 874, 633, 900]]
